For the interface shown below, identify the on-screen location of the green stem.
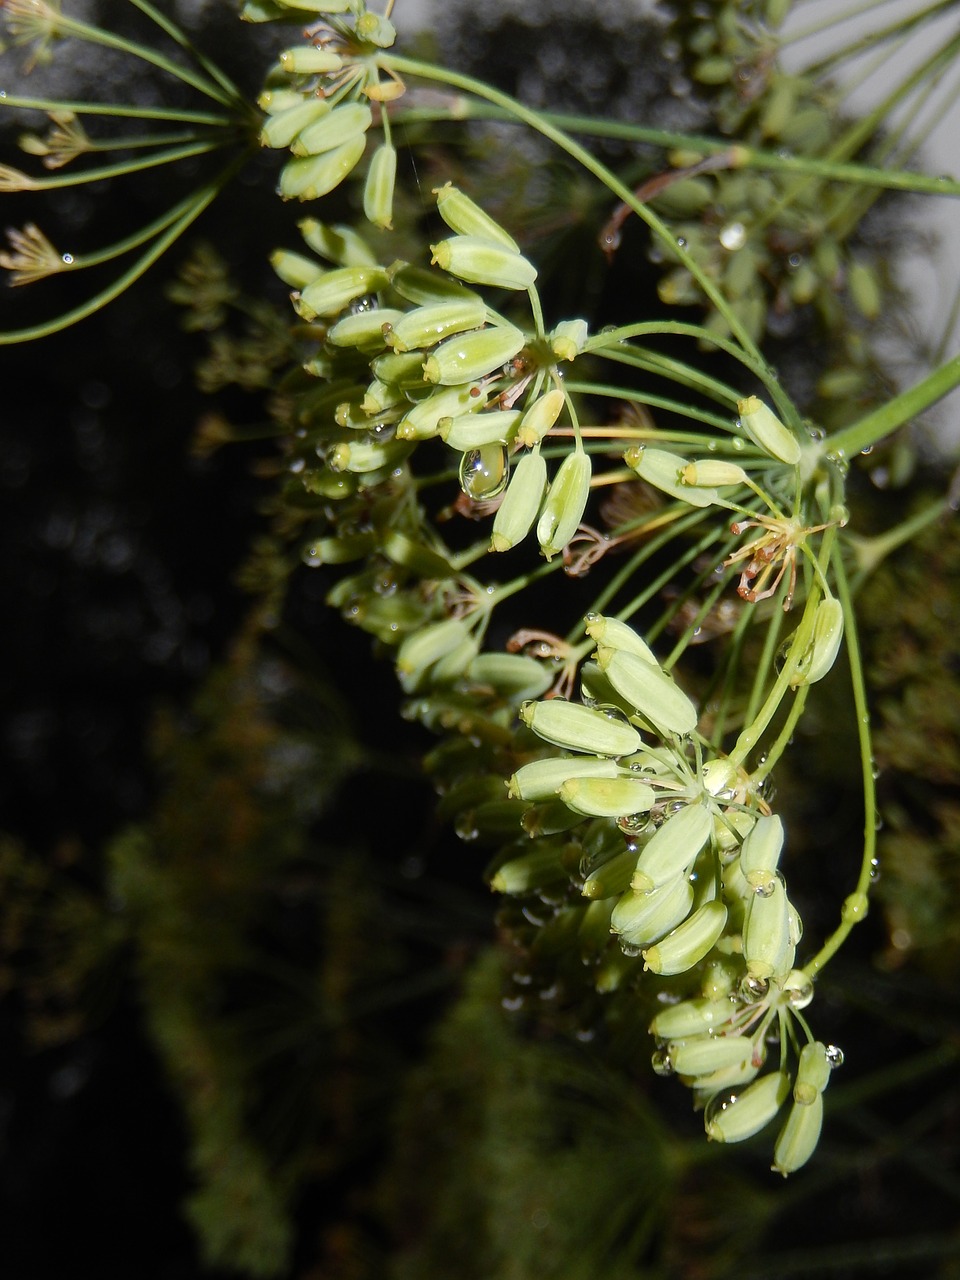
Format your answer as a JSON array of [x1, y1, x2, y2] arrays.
[[802, 549, 876, 979], [848, 497, 950, 586], [0, 94, 236, 127], [595, 345, 740, 409], [127, 0, 248, 107], [822, 355, 960, 459], [564, 380, 733, 433], [65, 183, 229, 270], [3, 139, 230, 190]]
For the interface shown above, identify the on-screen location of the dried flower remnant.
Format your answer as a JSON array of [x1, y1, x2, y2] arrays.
[[0, 223, 71, 285]]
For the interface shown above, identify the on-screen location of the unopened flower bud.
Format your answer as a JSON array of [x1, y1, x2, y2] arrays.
[[737, 396, 802, 465], [585, 612, 658, 664], [507, 755, 620, 803], [491, 448, 548, 552], [327, 307, 403, 349], [431, 235, 537, 290], [292, 102, 372, 156], [681, 459, 749, 487], [516, 389, 565, 447], [705, 1071, 791, 1143], [279, 135, 367, 201], [794, 1041, 831, 1104], [297, 264, 388, 319], [355, 11, 397, 47], [649, 996, 735, 1040], [278, 47, 343, 75], [610, 876, 694, 948], [299, 218, 379, 267], [558, 775, 656, 818], [642, 899, 728, 975], [789, 596, 844, 687], [743, 875, 792, 981], [739, 814, 785, 893], [624, 446, 719, 507], [550, 318, 589, 361], [423, 323, 525, 385], [396, 382, 485, 441], [386, 298, 488, 352], [631, 803, 713, 894], [439, 409, 521, 450], [260, 98, 330, 149], [433, 182, 520, 251], [269, 248, 324, 290], [537, 449, 591, 560], [363, 142, 397, 229], [519, 698, 642, 757], [667, 1024, 748, 1077], [772, 1092, 823, 1175], [594, 646, 699, 738]]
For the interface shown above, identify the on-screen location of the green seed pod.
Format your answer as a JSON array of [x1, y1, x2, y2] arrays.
[[705, 1071, 791, 1143], [298, 265, 388, 319], [269, 248, 324, 290], [431, 235, 537, 291], [422, 323, 525, 385], [379, 529, 455, 579], [550, 318, 589, 362], [327, 307, 404, 349], [489, 844, 566, 895], [794, 1041, 831, 1105], [260, 97, 330, 149], [643, 899, 728, 975], [516, 389, 565, 447], [279, 135, 367, 201], [433, 182, 520, 252], [585, 613, 657, 665], [701, 957, 739, 1001], [649, 996, 735, 1040], [594, 646, 698, 738], [491, 448, 548, 552], [558, 775, 656, 819], [520, 699, 642, 757], [537, 449, 592, 560], [772, 1092, 823, 1176], [610, 876, 695, 948], [363, 141, 397, 229], [681, 460, 749, 487], [299, 219, 379, 267], [688, 1051, 760, 1100], [386, 298, 488, 353], [431, 633, 481, 687], [278, 47, 343, 75], [632, 803, 713, 894], [521, 800, 582, 838], [439, 409, 521, 450], [624, 447, 719, 507], [668, 1028, 750, 1078], [743, 875, 791, 981], [736, 396, 802, 466], [739, 814, 785, 894], [789, 596, 844, 687], [507, 755, 620, 803], [292, 102, 372, 156], [582, 846, 640, 900], [396, 383, 484, 441], [466, 653, 553, 701]]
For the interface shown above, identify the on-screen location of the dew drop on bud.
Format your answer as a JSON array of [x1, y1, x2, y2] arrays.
[[651, 1048, 674, 1077], [825, 1044, 844, 1069], [703, 1087, 739, 1129], [739, 973, 769, 1002], [459, 443, 509, 499]]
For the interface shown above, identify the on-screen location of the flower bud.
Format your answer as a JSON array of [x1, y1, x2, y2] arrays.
[[273, 0, 356, 11], [388, 262, 481, 306], [594, 646, 699, 738], [519, 699, 642, 757], [705, 1071, 791, 1143], [681, 459, 749, 487], [642, 899, 728, 975], [422, 323, 526, 385], [581, 847, 638, 900], [794, 1041, 831, 1104], [772, 1092, 823, 1175], [397, 617, 472, 685], [278, 47, 343, 75], [491, 448, 548, 552], [355, 11, 397, 47], [386, 298, 488, 352], [739, 814, 785, 894], [396, 382, 485, 441], [327, 307, 403, 349], [610, 875, 695, 948], [329, 437, 411, 474], [624, 446, 719, 507], [431, 235, 537, 290], [789, 596, 844, 687], [631, 803, 713, 894], [363, 142, 396, 229], [260, 98, 331, 149], [258, 88, 305, 115], [489, 845, 566, 895], [466, 653, 552, 700], [584, 613, 658, 665], [299, 218, 379, 267], [649, 996, 735, 1040], [550, 318, 589, 362], [537, 449, 592, 560], [269, 248, 324, 290], [298, 265, 388, 319], [558, 775, 656, 819], [667, 1026, 749, 1077], [373, 350, 432, 392], [737, 396, 802, 465], [362, 378, 405, 415], [434, 182, 520, 251], [439, 409, 521, 450], [743, 875, 791, 981], [292, 102, 372, 156], [279, 135, 367, 201], [516, 389, 565, 447], [508, 755, 620, 803]]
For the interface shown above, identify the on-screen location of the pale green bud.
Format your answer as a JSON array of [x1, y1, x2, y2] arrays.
[[581, 847, 638, 900], [705, 1071, 791, 1142], [491, 448, 548, 552], [537, 449, 592, 560], [422, 323, 525, 385], [439, 409, 521, 450], [257, 88, 305, 115], [520, 699, 642, 757], [848, 260, 881, 321], [279, 135, 367, 201], [624, 446, 719, 507], [508, 756, 620, 803], [489, 845, 565, 895], [594, 646, 699, 738], [396, 383, 485, 441], [329, 437, 410, 474], [688, 1051, 760, 1097], [302, 532, 375, 565], [550, 318, 589, 362], [363, 142, 396, 230], [743, 875, 791, 981], [681, 459, 749, 487], [431, 235, 537, 290], [273, 0, 357, 11], [431, 633, 481, 687], [739, 814, 785, 894], [668, 1027, 750, 1077], [772, 1092, 823, 1175], [516, 389, 565, 447], [373, 350, 432, 392], [558, 775, 656, 818], [355, 11, 396, 47], [632, 803, 713, 894], [297, 265, 388, 319], [433, 182, 520, 251], [269, 248, 324, 290], [397, 617, 472, 682], [642, 900, 728, 975], [327, 307, 404, 349], [584, 613, 657, 665], [794, 1041, 831, 1105], [610, 876, 695, 948], [789, 596, 844, 687], [292, 102, 372, 156], [466, 653, 552, 701], [299, 219, 379, 267], [649, 996, 735, 1040], [388, 262, 482, 306], [362, 378, 405, 415], [737, 396, 802, 465], [260, 98, 330, 149], [386, 298, 488, 352], [278, 47, 343, 75]]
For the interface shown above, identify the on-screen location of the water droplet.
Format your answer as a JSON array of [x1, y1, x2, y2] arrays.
[[719, 221, 747, 252], [651, 1048, 674, 1076], [785, 974, 814, 1009], [501, 994, 525, 1012], [61, 253, 74, 265], [617, 813, 649, 837], [825, 1044, 844, 1069], [753, 879, 776, 898], [350, 293, 378, 313], [731, 436, 745, 452], [788, 253, 803, 270], [739, 974, 769, 1002], [621, 942, 641, 958], [704, 1088, 739, 1129], [707, 439, 718, 452], [454, 813, 479, 842], [301, 542, 323, 567], [459, 443, 509, 499], [676, 236, 687, 248], [869, 857, 881, 881]]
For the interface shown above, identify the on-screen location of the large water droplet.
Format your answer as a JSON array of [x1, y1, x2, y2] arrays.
[[651, 1048, 674, 1076], [719, 221, 747, 251], [739, 973, 769, 1002], [459, 443, 509, 499], [825, 1044, 844, 1069]]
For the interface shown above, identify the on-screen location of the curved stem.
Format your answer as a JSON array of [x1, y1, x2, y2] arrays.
[[822, 355, 960, 460]]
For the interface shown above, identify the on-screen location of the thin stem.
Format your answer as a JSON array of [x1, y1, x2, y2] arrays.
[[0, 94, 236, 127], [127, 0, 248, 107], [564, 380, 733, 433], [3, 139, 229, 190], [595, 345, 740, 409], [848, 497, 950, 587], [823, 355, 960, 459], [63, 182, 228, 270]]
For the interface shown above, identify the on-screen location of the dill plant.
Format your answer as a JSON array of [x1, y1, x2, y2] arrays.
[[2, 0, 959, 1232]]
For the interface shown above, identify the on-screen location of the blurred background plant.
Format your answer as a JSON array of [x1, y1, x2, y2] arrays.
[[1, 1, 959, 1277]]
